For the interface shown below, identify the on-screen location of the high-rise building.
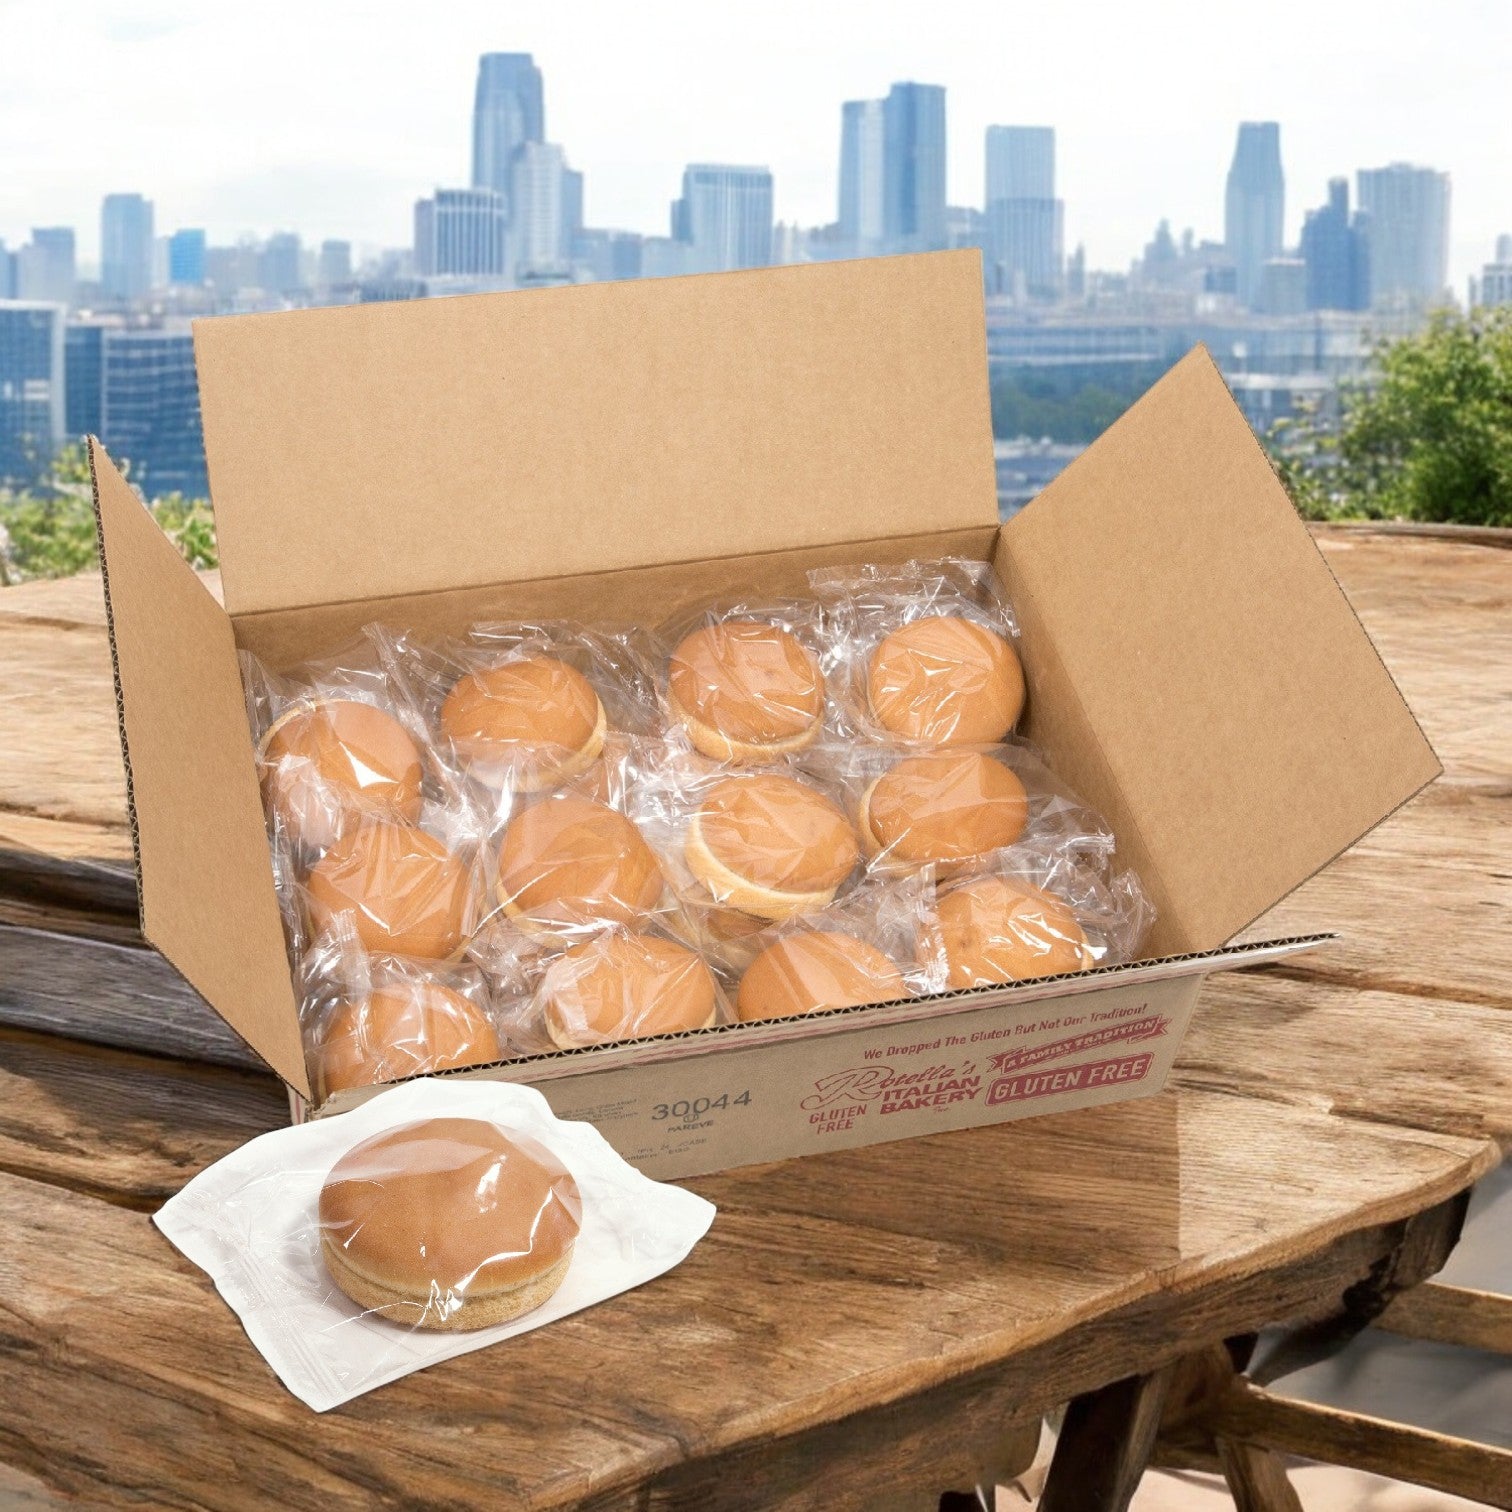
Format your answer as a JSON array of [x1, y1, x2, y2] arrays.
[[471, 52, 545, 210], [1479, 236, 1512, 308], [882, 83, 947, 251], [984, 126, 1063, 301], [672, 164, 774, 273], [511, 142, 571, 274], [572, 228, 643, 284], [0, 244, 14, 300], [167, 229, 207, 287], [985, 125, 1055, 203], [1357, 163, 1451, 310], [1224, 123, 1284, 309], [99, 327, 207, 496], [838, 99, 886, 249], [414, 188, 508, 277], [16, 228, 77, 307], [562, 167, 585, 248], [317, 240, 353, 288], [1299, 179, 1370, 312], [259, 233, 303, 296], [101, 193, 155, 301], [0, 301, 66, 486], [64, 321, 108, 440]]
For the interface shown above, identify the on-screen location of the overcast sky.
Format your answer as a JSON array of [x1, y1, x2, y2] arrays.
[[3, 0, 1507, 291]]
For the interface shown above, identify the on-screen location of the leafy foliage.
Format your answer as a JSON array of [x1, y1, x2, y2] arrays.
[[990, 362, 1173, 444], [1267, 306, 1512, 526], [0, 442, 218, 585]]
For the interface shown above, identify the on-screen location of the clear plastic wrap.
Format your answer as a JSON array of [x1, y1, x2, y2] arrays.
[[627, 739, 863, 945], [371, 620, 660, 820], [241, 637, 430, 858], [657, 599, 831, 763], [729, 874, 939, 1021], [810, 557, 1025, 747], [925, 845, 1154, 989], [810, 740, 1111, 880], [297, 943, 503, 1100], [153, 1078, 716, 1411]]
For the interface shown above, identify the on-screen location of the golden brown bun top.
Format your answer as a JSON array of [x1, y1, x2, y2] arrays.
[[866, 750, 1029, 868], [867, 617, 1025, 746], [319, 1118, 581, 1298], [668, 621, 824, 744], [497, 794, 662, 928], [936, 874, 1089, 989], [737, 931, 907, 1022], [305, 822, 474, 960], [440, 657, 602, 760], [261, 699, 423, 844], [542, 933, 717, 1046], [696, 774, 859, 892], [316, 982, 502, 1099]]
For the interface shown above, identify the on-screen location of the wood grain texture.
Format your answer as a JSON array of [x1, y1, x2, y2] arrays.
[[1216, 1440, 1305, 1512], [1038, 1366, 1173, 1512], [1203, 1380, 1512, 1510], [1375, 1280, 1512, 1355]]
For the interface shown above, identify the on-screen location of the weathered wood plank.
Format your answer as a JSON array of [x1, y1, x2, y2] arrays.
[[0, 1096, 1492, 1512], [1177, 973, 1512, 1148], [1204, 1380, 1512, 1510], [1375, 1281, 1512, 1355], [1038, 1365, 1173, 1512], [1216, 1440, 1306, 1512]]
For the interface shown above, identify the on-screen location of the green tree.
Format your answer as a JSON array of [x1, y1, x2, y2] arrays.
[[1268, 307, 1512, 527], [0, 442, 218, 584]]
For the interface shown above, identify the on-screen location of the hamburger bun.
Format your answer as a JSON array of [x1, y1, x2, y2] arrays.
[[737, 930, 908, 1022], [867, 616, 1024, 745], [495, 794, 663, 932], [315, 980, 502, 1099], [305, 821, 474, 960], [859, 750, 1028, 875], [684, 773, 859, 922], [318, 1117, 581, 1330], [440, 656, 606, 793], [259, 698, 423, 850], [667, 620, 825, 762], [541, 932, 719, 1048], [935, 874, 1093, 988]]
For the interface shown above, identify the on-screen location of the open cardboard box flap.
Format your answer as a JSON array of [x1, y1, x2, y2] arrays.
[[88, 251, 1439, 1101]]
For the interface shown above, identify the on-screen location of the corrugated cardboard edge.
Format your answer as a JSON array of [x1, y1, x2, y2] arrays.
[[311, 932, 1333, 1119], [87, 439, 310, 1096]]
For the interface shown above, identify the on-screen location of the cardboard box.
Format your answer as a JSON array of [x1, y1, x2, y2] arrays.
[[88, 251, 1438, 1179]]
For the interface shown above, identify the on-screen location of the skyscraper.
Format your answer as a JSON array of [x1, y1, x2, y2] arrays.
[[414, 189, 508, 277], [1224, 123, 1284, 309], [673, 165, 774, 273], [1299, 180, 1369, 311], [882, 83, 947, 251], [471, 53, 545, 211], [17, 228, 77, 307], [511, 142, 571, 274], [838, 99, 886, 249], [99, 326, 207, 496], [317, 240, 353, 288], [260, 233, 304, 295], [1356, 164, 1451, 310], [101, 194, 155, 301], [168, 229, 207, 287], [984, 126, 1063, 300], [0, 301, 65, 484], [65, 321, 107, 440]]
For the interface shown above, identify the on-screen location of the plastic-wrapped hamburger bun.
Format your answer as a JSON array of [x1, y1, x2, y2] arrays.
[[495, 794, 663, 932], [667, 620, 825, 762], [685, 773, 859, 922], [737, 930, 908, 1022], [935, 874, 1092, 988], [867, 616, 1024, 745], [440, 656, 606, 793], [259, 698, 423, 850], [859, 750, 1028, 875], [540, 932, 718, 1049], [305, 821, 474, 960], [318, 1117, 581, 1331], [315, 981, 502, 1100]]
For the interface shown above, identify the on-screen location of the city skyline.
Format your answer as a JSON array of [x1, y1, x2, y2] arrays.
[[3, 0, 1506, 291]]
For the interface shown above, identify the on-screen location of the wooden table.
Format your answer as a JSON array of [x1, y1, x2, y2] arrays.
[[1, 527, 1509, 1510]]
